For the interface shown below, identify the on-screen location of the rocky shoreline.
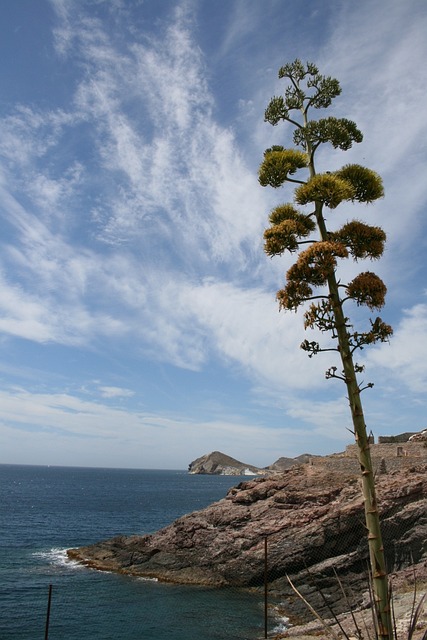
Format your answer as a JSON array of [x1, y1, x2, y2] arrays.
[[67, 461, 427, 625]]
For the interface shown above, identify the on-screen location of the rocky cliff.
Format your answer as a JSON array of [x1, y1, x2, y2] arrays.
[[188, 450, 268, 475], [187, 450, 307, 475], [68, 462, 427, 623]]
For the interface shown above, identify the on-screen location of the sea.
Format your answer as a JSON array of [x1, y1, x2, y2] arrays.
[[0, 464, 283, 639]]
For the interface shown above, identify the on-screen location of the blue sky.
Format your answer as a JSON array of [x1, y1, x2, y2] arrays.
[[1, 0, 426, 470]]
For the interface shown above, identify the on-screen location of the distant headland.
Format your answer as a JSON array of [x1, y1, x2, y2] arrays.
[[187, 428, 427, 476], [187, 450, 313, 475]]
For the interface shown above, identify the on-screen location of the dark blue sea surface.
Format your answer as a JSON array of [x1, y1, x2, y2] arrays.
[[0, 465, 274, 639]]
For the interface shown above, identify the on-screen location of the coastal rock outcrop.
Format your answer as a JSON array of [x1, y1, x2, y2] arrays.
[[409, 429, 427, 442], [266, 453, 314, 471], [68, 462, 427, 623], [188, 450, 267, 475], [187, 450, 307, 475]]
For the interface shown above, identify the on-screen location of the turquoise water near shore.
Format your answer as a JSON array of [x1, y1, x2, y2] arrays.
[[0, 464, 268, 639]]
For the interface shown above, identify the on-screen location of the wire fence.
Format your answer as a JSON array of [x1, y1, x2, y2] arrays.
[[5, 452, 426, 640], [37, 513, 425, 640]]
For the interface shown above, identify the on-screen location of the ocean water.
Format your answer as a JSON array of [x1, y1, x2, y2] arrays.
[[0, 464, 269, 639]]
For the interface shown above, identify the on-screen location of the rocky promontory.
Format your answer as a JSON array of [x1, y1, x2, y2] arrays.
[[68, 462, 427, 623], [188, 450, 265, 475], [187, 450, 309, 475]]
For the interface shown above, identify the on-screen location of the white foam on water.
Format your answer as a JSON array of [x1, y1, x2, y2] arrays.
[[33, 547, 85, 570], [136, 576, 159, 582], [270, 605, 290, 634], [271, 620, 290, 634]]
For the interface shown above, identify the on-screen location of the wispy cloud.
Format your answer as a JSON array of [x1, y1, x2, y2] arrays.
[[0, 386, 329, 467], [366, 302, 427, 395], [0, 0, 426, 467], [98, 386, 135, 399], [0, 1, 271, 363], [317, 1, 427, 252]]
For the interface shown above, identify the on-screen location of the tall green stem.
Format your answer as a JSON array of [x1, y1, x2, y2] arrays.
[[327, 258, 392, 639], [305, 135, 393, 638]]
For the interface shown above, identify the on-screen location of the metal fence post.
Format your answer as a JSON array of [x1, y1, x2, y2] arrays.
[[264, 536, 268, 638], [45, 584, 53, 640]]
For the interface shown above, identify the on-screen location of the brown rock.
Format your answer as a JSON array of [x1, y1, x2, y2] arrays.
[[67, 463, 427, 623]]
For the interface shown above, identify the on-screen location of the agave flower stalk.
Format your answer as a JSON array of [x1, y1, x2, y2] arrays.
[[259, 60, 393, 639]]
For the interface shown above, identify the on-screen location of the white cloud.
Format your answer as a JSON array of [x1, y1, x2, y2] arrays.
[[0, 187, 128, 345], [367, 303, 427, 394], [0, 2, 276, 368], [0, 273, 56, 343], [0, 269, 125, 345], [64, 5, 266, 266], [0, 105, 79, 167], [286, 396, 353, 444], [98, 386, 135, 399], [27, 163, 84, 214], [317, 2, 427, 252], [215, 1, 257, 61], [1, 0, 426, 468], [0, 386, 331, 468], [178, 278, 330, 387]]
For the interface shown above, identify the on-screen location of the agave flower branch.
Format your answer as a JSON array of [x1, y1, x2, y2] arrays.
[[259, 59, 394, 639]]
